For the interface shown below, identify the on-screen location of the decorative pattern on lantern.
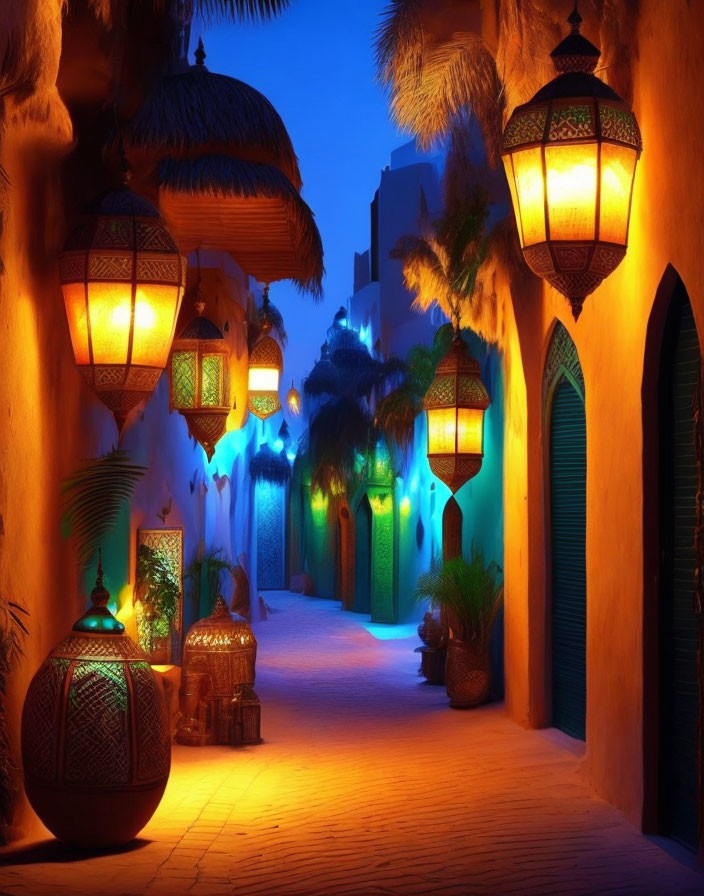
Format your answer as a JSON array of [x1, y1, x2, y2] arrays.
[[501, 4, 642, 319], [176, 596, 261, 746], [286, 380, 301, 416], [170, 301, 231, 460], [248, 324, 283, 419], [59, 187, 186, 430], [423, 335, 490, 493], [21, 556, 171, 847]]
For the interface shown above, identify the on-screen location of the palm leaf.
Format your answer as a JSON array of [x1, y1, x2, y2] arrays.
[[194, 0, 291, 21], [61, 450, 147, 569]]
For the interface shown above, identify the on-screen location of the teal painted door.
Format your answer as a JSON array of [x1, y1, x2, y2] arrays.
[[256, 481, 286, 590], [549, 378, 587, 741], [658, 292, 700, 852], [354, 496, 371, 614]]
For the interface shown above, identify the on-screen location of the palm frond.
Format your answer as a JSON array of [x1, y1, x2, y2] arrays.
[[61, 450, 147, 569], [249, 444, 291, 485], [415, 547, 502, 645], [194, 0, 291, 22], [375, 383, 420, 454], [307, 398, 373, 496]]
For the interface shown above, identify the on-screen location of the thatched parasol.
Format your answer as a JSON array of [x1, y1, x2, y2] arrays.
[[249, 443, 291, 485], [123, 43, 301, 189], [158, 155, 323, 296]]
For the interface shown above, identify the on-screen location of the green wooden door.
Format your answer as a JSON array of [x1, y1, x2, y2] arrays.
[[354, 496, 372, 614], [658, 292, 700, 851], [550, 377, 587, 741]]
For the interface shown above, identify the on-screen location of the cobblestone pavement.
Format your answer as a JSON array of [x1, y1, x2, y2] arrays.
[[2, 591, 703, 895]]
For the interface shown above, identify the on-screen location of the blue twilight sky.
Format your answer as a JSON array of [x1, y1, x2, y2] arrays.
[[192, 1, 406, 419]]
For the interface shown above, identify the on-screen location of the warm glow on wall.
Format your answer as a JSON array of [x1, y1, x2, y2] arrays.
[[502, 6, 641, 319], [60, 187, 185, 431], [170, 300, 231, 460], [424, 335, 490, 493]]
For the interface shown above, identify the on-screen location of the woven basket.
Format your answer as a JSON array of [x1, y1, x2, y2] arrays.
[[445, 638, 491, 708]]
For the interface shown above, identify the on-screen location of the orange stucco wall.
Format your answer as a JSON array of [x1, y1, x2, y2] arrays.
[[499, 0, 704, 825]]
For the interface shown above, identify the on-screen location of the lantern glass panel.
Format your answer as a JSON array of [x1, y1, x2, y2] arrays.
[[249, 366, 279, 391], [88, 282, 133, 364], [545, 143, 598, 241], [63, 283, 90, 364], [457, 408, 484, 455], [129, 285, 181, 367], [511, 146, 547, 246], [599, 143, 637, 244], [504, 156, 525, 249], [172, 351, 197, 408], [201, 354, 224, 406], [427, 408, 457, 454]]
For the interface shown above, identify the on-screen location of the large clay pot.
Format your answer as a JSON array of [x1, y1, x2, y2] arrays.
[[21, 561, 171, 847], [445, 638, 491, 708]]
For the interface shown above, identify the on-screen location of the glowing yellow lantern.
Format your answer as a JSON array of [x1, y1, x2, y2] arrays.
[[502, 4, 642, 319], [169, 299, 231, 461], [423, 334, 489, 493], [248, 322, 283, 419], [286, 380, 301, 416], [59, 187, 186, 430]]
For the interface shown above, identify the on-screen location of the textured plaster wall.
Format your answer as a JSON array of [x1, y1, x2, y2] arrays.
[[495, 0, 704, 826]]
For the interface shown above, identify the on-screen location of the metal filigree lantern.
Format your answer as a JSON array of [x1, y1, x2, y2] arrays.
[[423, 334, 490, 493], [59, 187, 186, 430], [176, 596, 260, 746], [248, 322, 283, 419], [286, 380, 301, 416], [501, 3, 642, 319], [21, 556, 171, 847], [170, 298, 231, 460]]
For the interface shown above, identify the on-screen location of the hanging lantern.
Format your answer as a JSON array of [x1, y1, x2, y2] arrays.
[[170, 298, 231, 461], [286, 380, 301, 416], [423, 334, 490, 493], [248, 322, 283, 420], [501, 3, 642, 319], [21, 553, 171, 847], [59, 186, 186, 430]]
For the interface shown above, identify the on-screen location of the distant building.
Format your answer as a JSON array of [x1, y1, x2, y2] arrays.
[[350, 142, 445, 360]]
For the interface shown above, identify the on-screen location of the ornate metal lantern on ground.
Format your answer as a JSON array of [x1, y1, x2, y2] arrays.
[[501, 2, 642, 319], [176, 597, 261, 746], [59, 187, 185, 431], [21, 555, 171, 847], [170, 294, 231, 460], [423, 333, 490, 493]]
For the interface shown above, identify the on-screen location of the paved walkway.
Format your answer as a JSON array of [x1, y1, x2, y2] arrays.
[[2, 591, 703, 895]]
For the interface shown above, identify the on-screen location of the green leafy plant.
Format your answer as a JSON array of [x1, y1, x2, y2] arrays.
[[134, 544, 180, 627], [61, 449, 147, 568], [415, 547, 503, 647], [185, 547, 234, 618], [0, 594, 28, 844]]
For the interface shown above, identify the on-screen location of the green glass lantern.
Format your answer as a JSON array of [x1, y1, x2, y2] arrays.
[[21, 554, 171, 847], [170, 299, 231, 461]]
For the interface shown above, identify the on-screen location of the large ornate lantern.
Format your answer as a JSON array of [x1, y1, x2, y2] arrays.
[[21, 555, 171, 847], [423, 334, 490, 493], [248, 322, 283, 420], [176, 596, 260, 746], [59, 187, 186, 430], [501, 4, 642, 319], [170, 297, 231, 460]]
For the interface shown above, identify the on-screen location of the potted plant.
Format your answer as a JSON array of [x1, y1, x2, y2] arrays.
[[415, 547, 503, 707], [134, 543, 180, 663]]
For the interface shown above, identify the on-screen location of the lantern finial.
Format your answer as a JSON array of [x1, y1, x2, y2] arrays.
[[73, 548, 124, 634], [568, 2, 581, 33], [195, 38, 206, 67]]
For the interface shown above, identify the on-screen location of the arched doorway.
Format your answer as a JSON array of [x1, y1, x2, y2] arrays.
[[354, 494, 372, 614], [544, 322, 586, 741], [256, 480, 287, 590], [655, 278, 700, 851], [337, 503, 355, 610]]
